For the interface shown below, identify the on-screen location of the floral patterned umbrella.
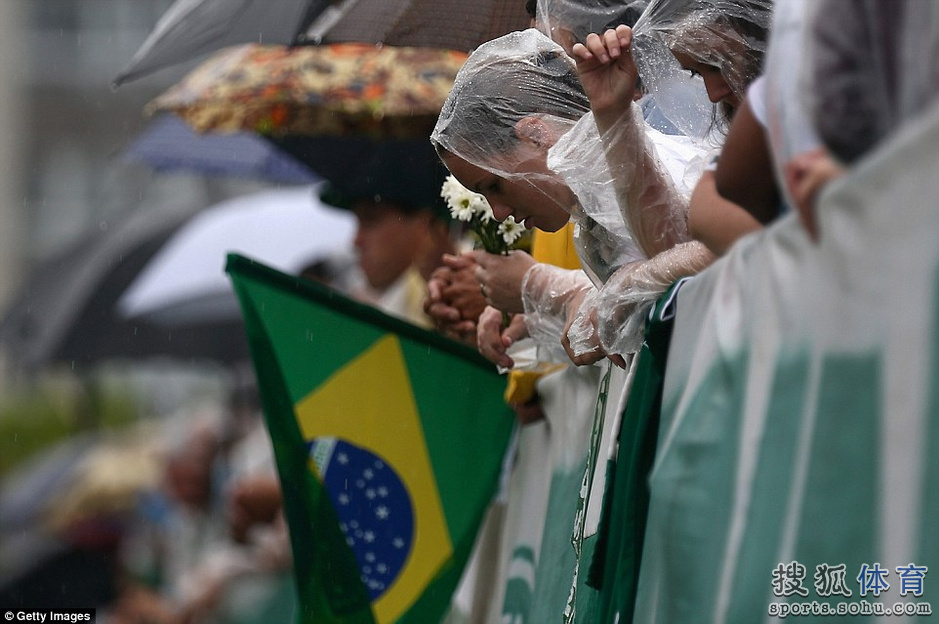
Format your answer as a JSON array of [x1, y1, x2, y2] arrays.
[[147, 43, 468, 139]]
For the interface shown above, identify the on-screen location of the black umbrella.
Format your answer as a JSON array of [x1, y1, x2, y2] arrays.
[[0, 202, 240, 373], [269, 135, 449, 212]]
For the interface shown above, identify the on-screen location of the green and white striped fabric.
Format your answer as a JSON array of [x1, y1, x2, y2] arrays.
[[634, 101, 939, 622]]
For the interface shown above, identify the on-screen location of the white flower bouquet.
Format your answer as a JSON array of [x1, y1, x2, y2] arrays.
[[441, 175, 527, 328], [440, 175, 527, 254]]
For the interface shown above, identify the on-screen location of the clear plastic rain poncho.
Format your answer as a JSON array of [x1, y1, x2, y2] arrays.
[[548, 110, 711, 357], [530, 0, 773, 356], [539, 0, 773, 139], [634, 0, 772, 106], [431, 29, 708, 360], [430, 29, 640, 360], [536, 0, 648, 53], [805, 0, 939, 165]]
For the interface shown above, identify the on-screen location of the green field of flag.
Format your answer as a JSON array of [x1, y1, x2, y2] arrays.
[[227, 254, 515, 624]]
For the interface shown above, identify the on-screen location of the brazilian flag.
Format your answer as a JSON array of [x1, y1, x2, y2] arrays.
[[226, 254, 515, 623]]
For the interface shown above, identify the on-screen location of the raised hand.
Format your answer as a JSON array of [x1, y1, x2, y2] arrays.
[[570, 25, 640, 118]]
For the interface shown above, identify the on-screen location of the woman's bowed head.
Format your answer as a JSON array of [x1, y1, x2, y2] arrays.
[[440, 175, 527, 251], [569, 0, 771, 120], [431, 29, 592, 234], [645, 0, 771, 118], [438, 122, 573, 233]]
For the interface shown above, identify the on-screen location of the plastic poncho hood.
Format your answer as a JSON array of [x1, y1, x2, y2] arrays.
[[432, 29, 590, 184]]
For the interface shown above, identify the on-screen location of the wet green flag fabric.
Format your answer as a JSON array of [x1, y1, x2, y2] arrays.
[[226, 254, 515, 624], [630, 102, 939, 622]]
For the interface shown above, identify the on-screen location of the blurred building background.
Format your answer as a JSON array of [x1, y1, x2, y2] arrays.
[[0, 0, 266, 308], [0, 0, 278, 486], [0, 4, 284, 606]]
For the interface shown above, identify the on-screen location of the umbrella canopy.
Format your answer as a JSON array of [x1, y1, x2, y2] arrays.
[[299, 0, 531, 52], [269, 134, 448, 211], [118, 185, 356, 323], [123, 114, 320, 184], [114, 0, 528, 87], [112, 0, 330, 86], [0, 202, 198, 372], [147, 43, 468, 138], [0, 187, 355, 372]]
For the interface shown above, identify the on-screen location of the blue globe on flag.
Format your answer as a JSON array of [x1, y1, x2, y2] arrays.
[[308, 437, 415, 600]]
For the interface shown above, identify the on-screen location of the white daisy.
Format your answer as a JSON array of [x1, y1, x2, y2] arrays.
[[498, 216, 526, 245]]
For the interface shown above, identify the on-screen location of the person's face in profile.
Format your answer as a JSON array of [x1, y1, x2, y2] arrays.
[[352, 201, 430, 290], [671, 49, 739, 110], [441, 145, 573, 233]]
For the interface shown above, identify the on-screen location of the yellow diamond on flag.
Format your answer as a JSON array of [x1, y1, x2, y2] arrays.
[[295, 333, 454, 623]]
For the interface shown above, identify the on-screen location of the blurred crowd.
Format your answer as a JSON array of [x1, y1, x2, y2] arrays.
[[0, 371, 296, 624]]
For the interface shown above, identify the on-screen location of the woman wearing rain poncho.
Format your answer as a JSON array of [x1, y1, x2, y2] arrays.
[[432, 31, 710, 367], [431, 21, 710, 624]]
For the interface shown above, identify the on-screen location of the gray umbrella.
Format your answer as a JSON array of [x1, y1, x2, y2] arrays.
[[115, 0, 530, 86], [113, 0, 329, 87], [300, 0, 531, 52]]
